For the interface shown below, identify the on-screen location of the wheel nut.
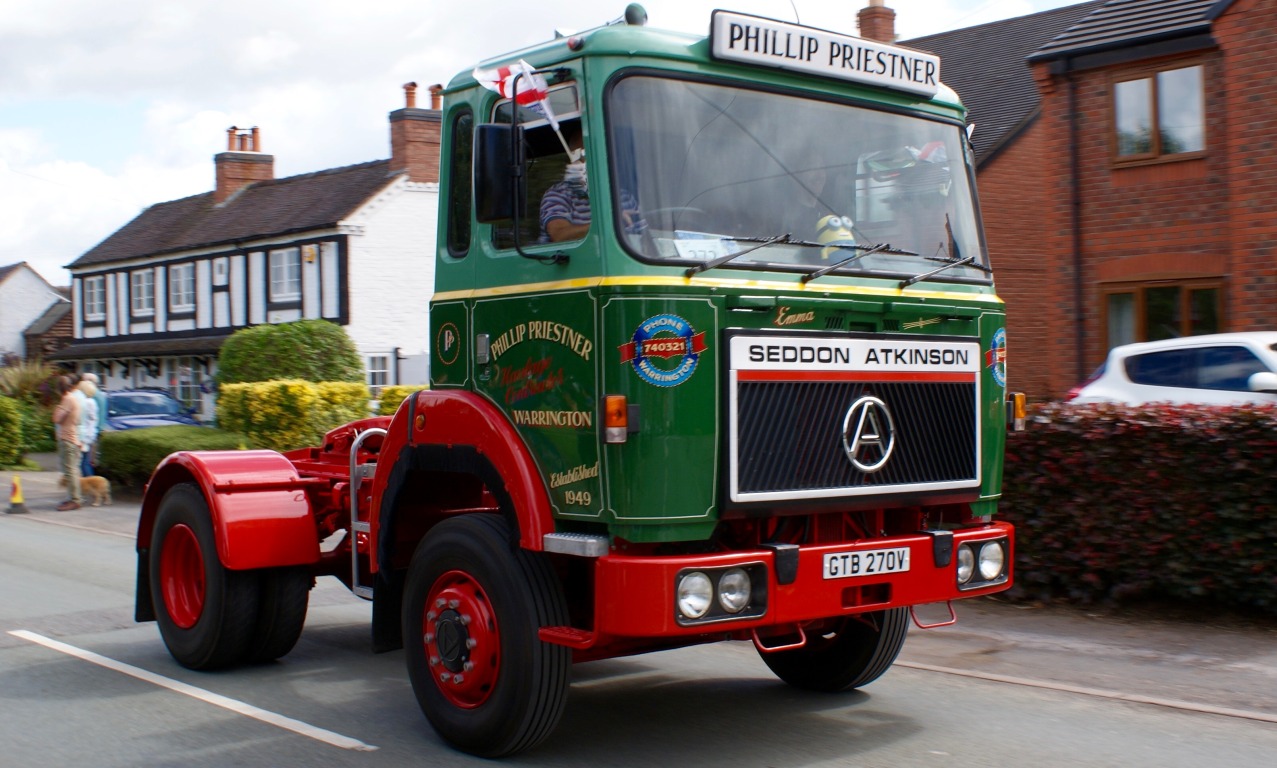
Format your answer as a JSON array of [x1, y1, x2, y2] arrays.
[[453, 674, 464, 684], [426, 611, 436, 621], [463, 661, 475, 672], [460, 614, 471, 625], [429, 655, 439, 666], [448, 599, 460, 609], [466, 638, 478, 649], [424, 632, 434, 643], [440, 672, 452, 683], [435, 598, 446, 609]]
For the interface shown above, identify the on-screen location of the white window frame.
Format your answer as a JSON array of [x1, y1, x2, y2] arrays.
[[131, 270, 155, 316], [367, 354, 391, 396], [269, 248, 302, 302], [84, 276, 106, 320], [169, 263, 196, 312]]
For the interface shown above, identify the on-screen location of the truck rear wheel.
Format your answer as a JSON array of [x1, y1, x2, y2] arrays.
[[759, 608, 909, 692], [403, 514, 570, 757], [245, 567, 311, 664], [150, 483, 259, 670]]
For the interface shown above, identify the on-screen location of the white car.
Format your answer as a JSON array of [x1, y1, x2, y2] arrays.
[[1068, 332, 1277, 405]]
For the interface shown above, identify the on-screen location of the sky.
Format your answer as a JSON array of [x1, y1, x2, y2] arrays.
[[0, 0, 1083, 287]]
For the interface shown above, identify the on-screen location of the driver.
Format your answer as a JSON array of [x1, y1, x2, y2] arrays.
[[539, 121, 646, 243]]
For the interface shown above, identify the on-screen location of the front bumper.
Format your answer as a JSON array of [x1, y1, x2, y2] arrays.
[[590, 522, 1013, 638]]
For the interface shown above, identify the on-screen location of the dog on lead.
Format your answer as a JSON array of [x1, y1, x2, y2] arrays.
[[58, 475, 113, 507]]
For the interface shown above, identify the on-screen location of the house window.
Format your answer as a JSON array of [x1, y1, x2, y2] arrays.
[[367, 354, 390, 396], [131, 270, 155, 315], [84, 276, 106, 320], [269, 248, 301, 301], [165, 357, 203, 408], [1114, 65, 1204, 160], [169, 263, 195, 311], [1103, 280, 1221, 348]]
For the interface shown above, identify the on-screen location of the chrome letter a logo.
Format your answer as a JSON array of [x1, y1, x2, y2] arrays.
[[842, 396, 896, 473]]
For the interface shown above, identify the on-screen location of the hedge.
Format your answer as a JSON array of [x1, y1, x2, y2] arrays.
[[999, 403, 1277, 615], [0, 395, 23, 466], [216, 380, 370, 452], [375, 384, 429, 416], [97, 425, 247, 487]]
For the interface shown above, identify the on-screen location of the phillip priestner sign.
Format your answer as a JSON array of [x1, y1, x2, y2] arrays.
[[709, 10, 941, 98]]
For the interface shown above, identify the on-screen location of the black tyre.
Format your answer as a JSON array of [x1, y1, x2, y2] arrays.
[[403, 514, 570, 757], [244, 567, 311, 664], [149, 483, 259, 670], [760, 608, 909, 692]]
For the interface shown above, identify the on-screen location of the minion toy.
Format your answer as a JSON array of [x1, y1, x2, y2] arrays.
[[816, 214, 858, 260]]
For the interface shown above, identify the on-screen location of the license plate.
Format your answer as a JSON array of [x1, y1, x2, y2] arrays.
[[822, 547, 911, 580]]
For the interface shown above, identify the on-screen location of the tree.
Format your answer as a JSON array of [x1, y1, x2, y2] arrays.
[[216, 320, 363, 384]]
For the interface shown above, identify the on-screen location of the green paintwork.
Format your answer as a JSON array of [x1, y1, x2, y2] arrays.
[[430, 15, 1010, 544]]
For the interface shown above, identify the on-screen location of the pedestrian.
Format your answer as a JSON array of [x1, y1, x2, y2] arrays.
[[78, 377, 100, 477], [52, 375, 83, 510], [81, 372, 108, 471]]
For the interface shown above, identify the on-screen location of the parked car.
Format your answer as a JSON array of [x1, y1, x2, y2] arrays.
[[103, 389, 201, 430], [1068, 332, 1277, 405]]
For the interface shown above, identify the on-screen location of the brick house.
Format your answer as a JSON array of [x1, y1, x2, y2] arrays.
[[52, 85, 443, 419], [903, 0, 1273, 400]]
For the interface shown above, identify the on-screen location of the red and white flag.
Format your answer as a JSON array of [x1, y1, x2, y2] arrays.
[[472, 59, 560, 130]]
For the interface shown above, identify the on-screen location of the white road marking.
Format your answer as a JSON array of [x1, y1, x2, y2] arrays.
[[899, 660, 1277, 724], [8, 630, 378, 752]]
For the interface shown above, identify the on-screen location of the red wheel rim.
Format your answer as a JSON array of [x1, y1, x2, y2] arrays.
[[160, 523, 205, 629], [423, 570, 500, 709]]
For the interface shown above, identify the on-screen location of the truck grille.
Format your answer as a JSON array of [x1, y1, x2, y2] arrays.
[[727, 332, 981, 503]]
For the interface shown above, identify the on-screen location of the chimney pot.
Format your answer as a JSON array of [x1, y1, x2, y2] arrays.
[[428, 84, 443, 110], [404, 82, 418, 108]]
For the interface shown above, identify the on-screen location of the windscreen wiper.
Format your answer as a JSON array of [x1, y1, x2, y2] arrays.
[[899, 254, 977, 288], [801, 242, 891, 283], [684, 234, 791, 276]]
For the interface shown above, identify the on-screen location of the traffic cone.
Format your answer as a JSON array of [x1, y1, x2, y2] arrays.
[[7, 475, 29, 514]]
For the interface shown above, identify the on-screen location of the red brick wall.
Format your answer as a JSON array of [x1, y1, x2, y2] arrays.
[[1216, 0, 1277, 332], [977, 120, 1056, 399], [389, 108, 442, 183]]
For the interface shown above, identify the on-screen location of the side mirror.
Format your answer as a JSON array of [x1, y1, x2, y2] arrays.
[[474, 123, 525, 223], [1247, 371, 1277, 394]]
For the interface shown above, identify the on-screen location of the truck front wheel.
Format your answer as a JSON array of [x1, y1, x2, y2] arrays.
[[403, 514, 570, 757], [149, 483, 259, 670], [759, 608, 909, 692]]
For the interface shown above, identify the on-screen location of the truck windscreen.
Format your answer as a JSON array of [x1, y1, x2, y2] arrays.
[[607, 75, 990, 281]]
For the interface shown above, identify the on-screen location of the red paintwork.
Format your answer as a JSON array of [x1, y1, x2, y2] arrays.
[[565, 522, 1012, 644], [368, 390, 554, 562], [139, 451, 321, 571], [159, 523, 204, 628], [424, 569, 502, 709]]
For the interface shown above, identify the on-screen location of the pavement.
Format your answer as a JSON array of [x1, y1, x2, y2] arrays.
[[3, 460, 142, 536]]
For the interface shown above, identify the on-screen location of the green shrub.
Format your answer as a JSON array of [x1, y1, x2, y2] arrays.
[[216, 380, 370, 452], [0, 360, 60, 404], [375, 384, 429, 416], [15, 397, 55, 453], [97, 426, 247, 487], [217, 319, 363, 385], [0, 395, 23, 466], [1000, 403, 1277, 615]]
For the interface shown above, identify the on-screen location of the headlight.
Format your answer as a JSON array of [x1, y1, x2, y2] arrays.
[[717, 568, 751, 614], [978, 541, 1005, 580], [676, 571, 713, 619], [956, 544, 975, 584]]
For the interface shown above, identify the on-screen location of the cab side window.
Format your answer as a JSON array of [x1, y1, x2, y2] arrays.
[[447, 109, 474, 257]]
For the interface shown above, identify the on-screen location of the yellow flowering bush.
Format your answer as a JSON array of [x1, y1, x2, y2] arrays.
[[217, 380, 371, 452], [375, 384, 430, 416]]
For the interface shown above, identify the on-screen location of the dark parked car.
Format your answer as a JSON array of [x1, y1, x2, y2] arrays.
[[104, 389, 201, 430]]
